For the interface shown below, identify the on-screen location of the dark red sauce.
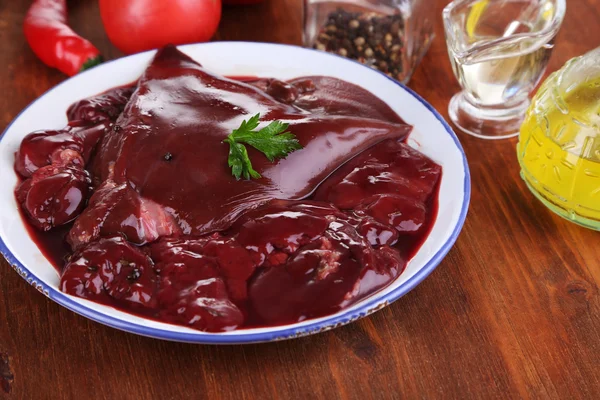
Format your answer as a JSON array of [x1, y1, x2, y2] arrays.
[[15, 45, 441, 332]]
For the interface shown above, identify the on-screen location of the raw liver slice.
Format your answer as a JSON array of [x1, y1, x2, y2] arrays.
[[60, 235, 158, 309], [67, 177, 179, 248], [16, 149, 91, 231], [15, 87, 135, 231], [76, 45, 412, 247]]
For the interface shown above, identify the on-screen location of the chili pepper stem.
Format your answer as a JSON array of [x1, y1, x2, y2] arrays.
[[81, 56, 104, 72]]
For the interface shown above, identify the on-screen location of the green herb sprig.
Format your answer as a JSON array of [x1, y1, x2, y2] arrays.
[[224, 113, 302, 180]]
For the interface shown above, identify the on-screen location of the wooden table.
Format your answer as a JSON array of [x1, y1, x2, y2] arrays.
[[1, 0, 599, 398]]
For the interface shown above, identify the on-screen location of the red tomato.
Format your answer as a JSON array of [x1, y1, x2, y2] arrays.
[[99, 0, 222, 55]]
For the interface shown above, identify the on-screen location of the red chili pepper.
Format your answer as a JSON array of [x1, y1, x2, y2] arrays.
[[24, 0, 102, 76]]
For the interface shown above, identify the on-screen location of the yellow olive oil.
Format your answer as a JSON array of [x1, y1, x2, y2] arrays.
[[518, 75, 600, 228]]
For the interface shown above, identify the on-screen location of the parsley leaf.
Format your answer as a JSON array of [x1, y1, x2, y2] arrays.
[[224, 113, 303, 180], [225, 137, 261, 180]]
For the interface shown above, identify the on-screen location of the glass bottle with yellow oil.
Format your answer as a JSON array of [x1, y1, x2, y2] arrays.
[[518, 47, 600, 230]]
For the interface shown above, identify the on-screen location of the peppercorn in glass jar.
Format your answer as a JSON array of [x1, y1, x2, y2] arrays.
[[303, 0, 434, 83]]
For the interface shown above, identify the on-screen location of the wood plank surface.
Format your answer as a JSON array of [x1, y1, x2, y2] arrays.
[[1, 0, 599, 398]]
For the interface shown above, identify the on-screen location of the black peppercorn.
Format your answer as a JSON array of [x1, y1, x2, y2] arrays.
[[127, 267, 141, 282], [312, 8, 407, 81]]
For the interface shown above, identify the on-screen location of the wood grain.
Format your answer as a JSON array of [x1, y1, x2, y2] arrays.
[[1, 0, 599, 398]]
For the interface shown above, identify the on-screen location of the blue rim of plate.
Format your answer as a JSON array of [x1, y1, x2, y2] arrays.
[[0, 42, 471, 344]]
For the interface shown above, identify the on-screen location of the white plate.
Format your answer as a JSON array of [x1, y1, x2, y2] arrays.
[[0, 42, 470, 344]]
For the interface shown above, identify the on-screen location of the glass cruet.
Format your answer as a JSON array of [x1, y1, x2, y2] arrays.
[[443, 0, 566, 140], [517, 46, 600, 230]]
